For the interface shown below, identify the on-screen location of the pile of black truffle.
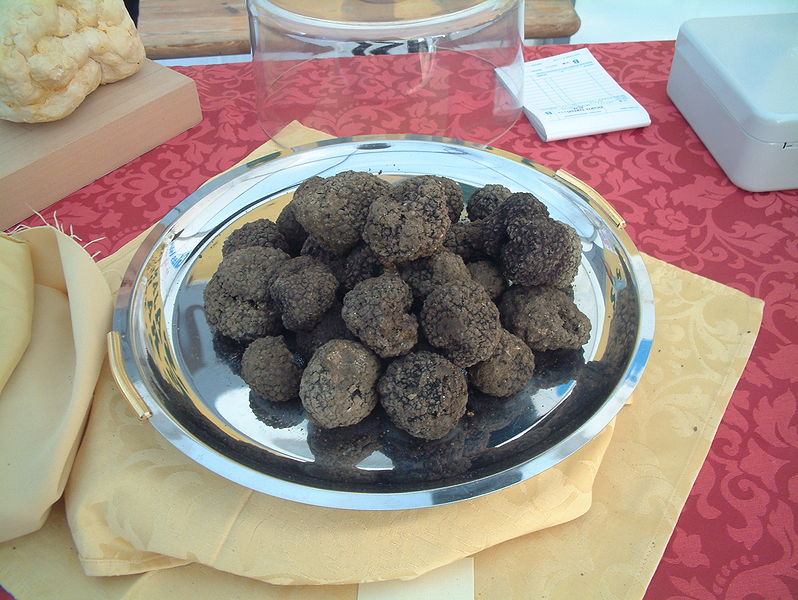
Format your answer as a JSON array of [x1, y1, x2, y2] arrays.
[[203, 171, 591, 441]]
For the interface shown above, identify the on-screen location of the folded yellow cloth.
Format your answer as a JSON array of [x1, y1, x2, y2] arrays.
[[0, 123, 765, 600], [0, 236, 32, 392], [0, 247, 763, 600], [0, 228, 112, 542]]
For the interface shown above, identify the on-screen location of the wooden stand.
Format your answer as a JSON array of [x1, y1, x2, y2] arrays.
[[138, 0, 580, 59], [0, 60, 202, 230]]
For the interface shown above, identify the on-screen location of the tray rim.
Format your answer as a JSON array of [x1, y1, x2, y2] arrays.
[[111, 133, 655, 510]]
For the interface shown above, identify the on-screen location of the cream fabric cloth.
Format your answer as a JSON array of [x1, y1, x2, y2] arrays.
[[0, 123, 764, 599], [0, 250, 763, 600], [0, 228, 112, 543]]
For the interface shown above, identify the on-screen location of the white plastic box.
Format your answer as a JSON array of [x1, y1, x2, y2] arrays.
[[667, 13, 798, 192]]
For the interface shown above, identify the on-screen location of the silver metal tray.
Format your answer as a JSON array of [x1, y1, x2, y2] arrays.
[[110, 136, 655, 510]]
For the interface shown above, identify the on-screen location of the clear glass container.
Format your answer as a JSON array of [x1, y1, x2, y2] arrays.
[[247, 0, 524, 145]]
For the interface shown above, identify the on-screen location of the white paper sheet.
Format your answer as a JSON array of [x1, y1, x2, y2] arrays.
[[505, 48, 651, 141]]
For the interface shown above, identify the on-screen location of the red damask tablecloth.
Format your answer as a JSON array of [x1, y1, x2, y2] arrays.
[[4, 41, 797, 599]]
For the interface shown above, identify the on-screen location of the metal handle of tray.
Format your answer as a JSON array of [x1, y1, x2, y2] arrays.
[[107, 331, 152, 422]]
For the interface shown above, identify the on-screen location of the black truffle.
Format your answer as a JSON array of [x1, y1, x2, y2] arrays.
[[481, 191, 550, 257], [466, 259, 506, 301], [443, 220, 487, 262], [499, 285, 591, 351], [394, 175, 464, 223], [214, 246, 290, 303], [497, 191, 550, 223], [466, 183, 511, 221], [468, 329, 535, 397], [363, 177, 450, 263], [420, 279, 501, 367], [292, 170, 390, 254], [501, 215, 581, 288], [276, 179, 316, 254], [340, 242, 383, 291], [203, 276, 282, 342], [399, 249, 471, 300], [221, 218, 290, 257], [341, 274, 418, 358], [299, 340, 381, 429], [300, 237, 348, 282], [294, 302, 355, 362], [240, 336, 303, 403], [378, 351, 468, 440], [269, 256, 338, 331]]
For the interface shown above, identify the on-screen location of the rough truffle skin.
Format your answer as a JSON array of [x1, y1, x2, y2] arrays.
[[468, 330, 535, 397], [395, 175, 464, 223], [294, 302, 355, 362], [240, 336, 303, 402], [300, 340, 381, 429], [399, 250, 471, 299], [497, 191, 549, 223], [300, 237, 348, 282], [501, 215, 581, 288], [420, 279, 501, 367], [466, 260, 506, 301], [499, 285, 591, 351], [363, 178, 450, 263], [341, 274, 418, 358], [203, 277, 282, 342], [466, 184, 512, 221], [275, 200, 309, 255], [481, 192, 550, 257], [269, 256, 338, 331], [292, 170, 390, 254], [221, 219, 290, 257], [341, 242, 383, 291], [214, 246, 290, 303], [443, 221, 487, 262], [378, 351, 468, 440]]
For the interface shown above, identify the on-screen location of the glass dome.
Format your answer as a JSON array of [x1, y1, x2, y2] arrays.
[[247, 0, 524, 145]]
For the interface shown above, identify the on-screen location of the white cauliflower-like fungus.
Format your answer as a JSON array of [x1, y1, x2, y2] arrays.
[[0, 0, 145, 123]]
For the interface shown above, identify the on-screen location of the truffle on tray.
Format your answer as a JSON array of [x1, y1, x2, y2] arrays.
[[292, 170, 390, 254], [202, 171, 594, 445], [419, 279, 502, 368], [378, 351, 468, 440], [363, 175, 451, 263], [300, 340, 382, 429], [341, 274, 419, 358], [241, 336, 303, 403]]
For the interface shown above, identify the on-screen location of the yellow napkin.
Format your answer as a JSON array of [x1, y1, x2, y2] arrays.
[[0, 123, 764, 599], [0, 249, 763, 600], [0, 228, 112, 542], [0, 236, 33, 392]]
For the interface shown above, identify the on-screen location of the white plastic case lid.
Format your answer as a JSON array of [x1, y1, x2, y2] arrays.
[[676, 13, 798, 142]]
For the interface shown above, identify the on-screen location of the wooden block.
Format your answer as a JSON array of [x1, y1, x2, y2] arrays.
[[525, 0, 581, 39], [139, 0, 250, 59], [138, 0, 580, 60], [0, 60, 202, 231]]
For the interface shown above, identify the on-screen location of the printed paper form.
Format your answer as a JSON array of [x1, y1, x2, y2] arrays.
[[511, 48, 651, 141]]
